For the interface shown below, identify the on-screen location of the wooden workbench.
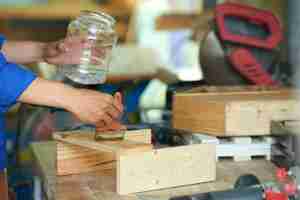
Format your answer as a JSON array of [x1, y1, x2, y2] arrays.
[[31, 142, 276, 200]]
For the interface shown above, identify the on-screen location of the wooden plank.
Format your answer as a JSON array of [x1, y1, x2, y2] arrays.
[[57, 142, 116, 176], [173, 86, 300, 136], [226, 100, 300, 136], [54, 130, 153, 155], [33, 141, 277, 200], [178, 86, 293, 96], [173, 98, 226, 135], [117, 144, 216, 195], [56, 129, 152, 144], [155, 13, 200, 30], [56, 129, 152, 176]]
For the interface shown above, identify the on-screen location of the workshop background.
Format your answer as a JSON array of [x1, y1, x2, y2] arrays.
[[0, 0, 297, 200]]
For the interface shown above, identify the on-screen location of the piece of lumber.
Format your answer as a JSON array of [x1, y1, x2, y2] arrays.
[[56, 129, 153, 176], [54, 129, 153, 155], [117, 144, 216, 195], [173, 86, 300, 136], [155, 13, 200, 30], [57, 142, 116, 176]]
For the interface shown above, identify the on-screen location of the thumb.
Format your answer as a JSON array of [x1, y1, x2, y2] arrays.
[[114, 92, 123, 113], [114, 92, 122, 104]]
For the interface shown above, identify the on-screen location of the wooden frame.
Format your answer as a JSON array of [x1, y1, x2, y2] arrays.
[[55, 129, 216, 194]]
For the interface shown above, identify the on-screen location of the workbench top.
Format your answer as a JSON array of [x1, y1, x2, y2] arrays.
[[31, 142, 276, 200]]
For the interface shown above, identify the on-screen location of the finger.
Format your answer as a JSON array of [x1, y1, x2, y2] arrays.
[[115, 92, 122, 104], [100, 114, 113, 127], [97, 121, 127, 132], [58, 41, 69, 52], [110, 121, 127, 130], [113, 92, 124, 113], [106, 104, 121, 120]]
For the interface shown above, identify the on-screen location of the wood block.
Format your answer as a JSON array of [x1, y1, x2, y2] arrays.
[[54, 129, 153, 155], [56, 129, 153, 176], [56, 130, 216, 194], [57, 142, 115, 176], [117, 144, 216, 195], [173, 86, 300, 136]]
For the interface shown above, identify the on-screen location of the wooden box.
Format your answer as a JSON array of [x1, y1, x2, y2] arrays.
[[56, 129, 216, 195], [173, 86, 300, 136]]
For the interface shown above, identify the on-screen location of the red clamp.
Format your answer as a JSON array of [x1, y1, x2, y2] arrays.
[[215, 3, 282, 49]]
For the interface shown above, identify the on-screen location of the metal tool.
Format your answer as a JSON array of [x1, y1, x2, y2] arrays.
[[199, 2, 286, 86], [170, 168, 300, 200]]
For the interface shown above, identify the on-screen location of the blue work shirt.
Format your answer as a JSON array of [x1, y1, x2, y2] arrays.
[[0, 35, 37, 170]]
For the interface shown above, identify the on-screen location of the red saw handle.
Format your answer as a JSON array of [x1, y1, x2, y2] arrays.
[[216, 3, 282, 49], [229, 49, 278, 86]]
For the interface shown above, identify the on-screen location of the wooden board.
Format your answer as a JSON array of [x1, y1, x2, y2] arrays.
[[56, 129, 152, 176], [32, 141, 276, 200], [54, 129, 153, 155], [173, 86, 300, 136], [117, 144, 216, 195], [57, 142, 115, 176]]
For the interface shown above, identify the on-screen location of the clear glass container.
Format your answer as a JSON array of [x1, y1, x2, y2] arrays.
[[61, 10, 118, 84]]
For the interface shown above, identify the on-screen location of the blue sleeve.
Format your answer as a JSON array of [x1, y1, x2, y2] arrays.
[[0, 52, 37, 112], [0, 34, 5, 48]]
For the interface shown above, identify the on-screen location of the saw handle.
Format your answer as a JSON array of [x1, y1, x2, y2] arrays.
[[216, 2, 282, 49]]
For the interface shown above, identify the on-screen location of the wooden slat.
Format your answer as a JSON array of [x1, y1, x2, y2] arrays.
[[173, 86, 300, 136], [117, 144, 216, 195], [177, 86, 294, 96], [56, 129, 153, 176], [54, 130, 153, 155], [156, 13, 200, 30], [173, 99, 226, 135]]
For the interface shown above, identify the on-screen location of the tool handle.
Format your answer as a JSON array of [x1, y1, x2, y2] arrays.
[[216, 2, 282, 49]]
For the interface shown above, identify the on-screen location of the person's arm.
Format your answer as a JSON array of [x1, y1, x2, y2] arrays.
[[2, 41, 46, 64], [18, 78, 123, 126], [2, 37, 84, 65]]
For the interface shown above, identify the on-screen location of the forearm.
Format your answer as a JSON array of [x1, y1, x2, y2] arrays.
[[18, 78, 77, 111], [2, 41, 46, 64]]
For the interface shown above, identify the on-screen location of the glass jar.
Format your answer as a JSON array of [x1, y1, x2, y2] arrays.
[[61, 10, 118, 84]]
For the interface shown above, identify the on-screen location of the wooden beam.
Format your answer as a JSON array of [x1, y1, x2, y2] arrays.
[[156, 13, 200, 30], [54, 129, 153, 155], [173, 86, 300, 136], [117, 144, 216, 194]]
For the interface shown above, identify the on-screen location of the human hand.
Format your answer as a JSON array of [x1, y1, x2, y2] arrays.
[[67, 90, 123, 126], [95, 92, 127, 132], [43, 36, 105, 65], [43, 36, 84, 65]]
